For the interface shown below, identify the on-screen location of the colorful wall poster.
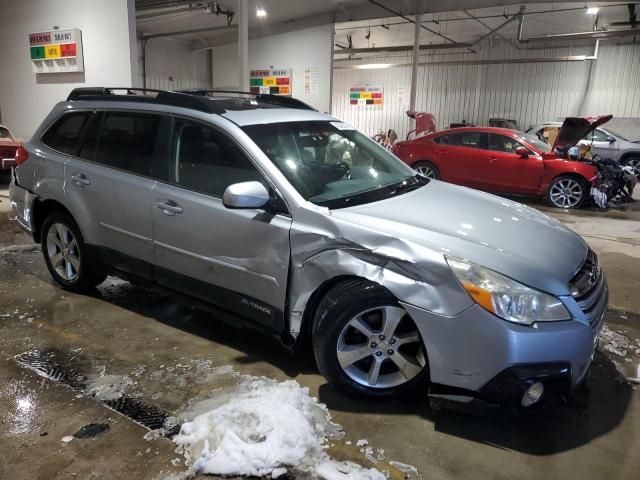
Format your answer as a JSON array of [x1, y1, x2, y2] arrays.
[[29, 28, 84, 74], [349, 85, 383, 106], [250, 68, 292, 96]]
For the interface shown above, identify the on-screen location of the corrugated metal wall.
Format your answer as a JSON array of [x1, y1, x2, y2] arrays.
[[332, 40, 640, 139], [143, 38, 211, 91]]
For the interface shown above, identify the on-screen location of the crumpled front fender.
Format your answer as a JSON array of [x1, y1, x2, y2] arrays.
[[286, 208, 474, 338]]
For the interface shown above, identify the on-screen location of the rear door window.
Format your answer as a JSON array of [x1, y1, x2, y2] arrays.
[[95, 112, 160, 176], [41, 112, 91, 155], [449, 132, 484, 149]]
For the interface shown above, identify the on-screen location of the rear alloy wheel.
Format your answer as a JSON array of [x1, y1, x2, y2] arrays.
[[313, 279, 429, 398], [41, 212, 106, 292], [413, 161, 439, 180], [624, 157, 640, 177], [547, 176, 587, 209]]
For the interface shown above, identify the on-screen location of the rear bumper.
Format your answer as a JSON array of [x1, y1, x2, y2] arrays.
[[9, 168, 36, 235]]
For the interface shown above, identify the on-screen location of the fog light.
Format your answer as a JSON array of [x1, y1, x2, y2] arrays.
[[521, 381, 544, 407]]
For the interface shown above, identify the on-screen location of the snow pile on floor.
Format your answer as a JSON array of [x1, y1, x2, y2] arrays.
[[599, 325, 630, 357], [172, 377, 386, 480]]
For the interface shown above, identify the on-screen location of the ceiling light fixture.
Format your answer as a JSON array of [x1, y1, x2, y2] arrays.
[[355, 63, 393, 70], [256, 7, 267, 17], [586, 6, 600, 15]]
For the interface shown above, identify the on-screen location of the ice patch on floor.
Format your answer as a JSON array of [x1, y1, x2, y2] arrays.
[[172, 377, 387, 480], [85, 374, 135, 401], [600, 325, 630, 357]]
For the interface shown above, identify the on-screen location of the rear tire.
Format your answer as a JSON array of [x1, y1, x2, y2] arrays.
[[41, 211, 106, 292], [546, 176, 588, 209], [413, 161, 440, 180], [312, 279, 429, 399]]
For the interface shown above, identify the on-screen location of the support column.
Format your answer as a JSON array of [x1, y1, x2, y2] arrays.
[[238, 0, 249, 91], [409, 14, 421, 113]]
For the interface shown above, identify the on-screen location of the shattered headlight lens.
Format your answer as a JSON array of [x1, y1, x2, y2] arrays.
[[446, 256, 571, 325]]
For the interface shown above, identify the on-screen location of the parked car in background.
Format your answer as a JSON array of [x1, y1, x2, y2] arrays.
[[526, 120, 640, 177], [489, 118, 519, 130], [391, 125, 599, 209], [0, 124, 22, 172]]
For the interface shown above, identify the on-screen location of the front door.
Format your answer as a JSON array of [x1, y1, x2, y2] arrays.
[[64, 110, 161, 279], [151, 117, 292, 331], [483, 134, 543, 194]]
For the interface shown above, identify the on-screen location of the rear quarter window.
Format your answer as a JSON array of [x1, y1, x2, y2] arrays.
[[41, 112, 91, 155]]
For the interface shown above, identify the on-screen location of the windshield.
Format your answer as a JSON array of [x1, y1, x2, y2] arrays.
[[517, 131, 552, 153], [243, 121, 425, 208]]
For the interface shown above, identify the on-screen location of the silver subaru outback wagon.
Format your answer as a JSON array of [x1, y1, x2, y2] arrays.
[[10, 88, 608, 412]]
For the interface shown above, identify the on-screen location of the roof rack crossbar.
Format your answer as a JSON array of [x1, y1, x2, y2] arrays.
[[66, 87, 226, 114], [177, 89, 317, 111]]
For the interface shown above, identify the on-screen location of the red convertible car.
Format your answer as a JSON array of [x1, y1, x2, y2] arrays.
[[391, 119, 607, 209], [0, 124, 22, 172]]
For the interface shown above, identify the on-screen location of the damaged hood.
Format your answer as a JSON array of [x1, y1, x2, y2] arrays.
[[329, 181, 587, 296], [552, 115, 613, 151]]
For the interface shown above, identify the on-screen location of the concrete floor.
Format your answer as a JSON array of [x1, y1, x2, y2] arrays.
[[1, 177, 639, 480]]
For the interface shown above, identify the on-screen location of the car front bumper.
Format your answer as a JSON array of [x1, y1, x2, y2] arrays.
[[401, 277, 606, 410]]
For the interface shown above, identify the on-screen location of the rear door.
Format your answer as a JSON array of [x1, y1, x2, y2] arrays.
[[150, 116, 292, 332], [434, 131, 488, 188], [484, 134, 543, 194], [63, 110, 163, 279]]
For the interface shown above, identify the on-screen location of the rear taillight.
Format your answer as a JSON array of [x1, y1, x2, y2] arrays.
[[15, 145, 29, 166]]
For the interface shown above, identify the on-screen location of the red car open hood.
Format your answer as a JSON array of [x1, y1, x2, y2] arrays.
[[552, 115, 612, 151]]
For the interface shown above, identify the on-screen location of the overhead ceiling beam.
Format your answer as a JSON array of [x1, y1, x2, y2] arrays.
[[333, 43, 472, 55]]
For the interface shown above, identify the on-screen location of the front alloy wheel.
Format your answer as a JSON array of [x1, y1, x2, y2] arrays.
[[313, 279, 429, 398], [547, 177, 586, 209], [625, 157, 640, 178], [337, 306, 426, 389]]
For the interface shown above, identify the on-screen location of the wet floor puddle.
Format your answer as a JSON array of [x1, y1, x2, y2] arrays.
[[14, 349, 180, 437]]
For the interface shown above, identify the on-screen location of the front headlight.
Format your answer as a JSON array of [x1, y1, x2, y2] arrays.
[[446, 256, 571, 325]]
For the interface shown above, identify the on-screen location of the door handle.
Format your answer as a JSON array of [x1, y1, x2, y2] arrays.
[[156, 199, 183, 216], [488, 157, 498, 164], [71, 173, 90, 186]]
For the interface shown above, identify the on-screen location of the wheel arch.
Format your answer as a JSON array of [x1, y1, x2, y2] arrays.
[[618, 151, 640, 163], [32, 198, 77, 243]]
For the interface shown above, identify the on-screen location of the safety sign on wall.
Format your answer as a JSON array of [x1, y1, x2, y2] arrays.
[[350, 85, 383, 106], [250, 68, 292, 96], [29, 28, 84, 74]]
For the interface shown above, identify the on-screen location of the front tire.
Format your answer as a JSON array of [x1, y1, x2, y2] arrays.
[[623, 156, 640, 178], [546, 176, 587, 209], [312, 279, 429, 399], [41, 211, 106, 292]]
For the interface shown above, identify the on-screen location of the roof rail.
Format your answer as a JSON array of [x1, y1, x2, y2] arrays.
[[177, 89, 317, 111], [66, 87, 226, 114]]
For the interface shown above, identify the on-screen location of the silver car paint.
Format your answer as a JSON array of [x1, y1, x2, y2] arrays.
[[11, 100, 605, 396]]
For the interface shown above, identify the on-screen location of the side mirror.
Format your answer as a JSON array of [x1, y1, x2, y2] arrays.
[[515, 146, 529, 158], [223, 181, 269, 209], [606, 135, 615, 143]]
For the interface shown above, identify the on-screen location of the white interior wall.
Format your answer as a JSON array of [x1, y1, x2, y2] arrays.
[[211, 24, 333, 112], [332, 40, 640, 140], [142, 38, 211, 91], [0, 0, 137, 138]]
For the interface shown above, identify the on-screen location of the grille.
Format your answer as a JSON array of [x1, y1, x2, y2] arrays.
[[569, 249, 607, 327]]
